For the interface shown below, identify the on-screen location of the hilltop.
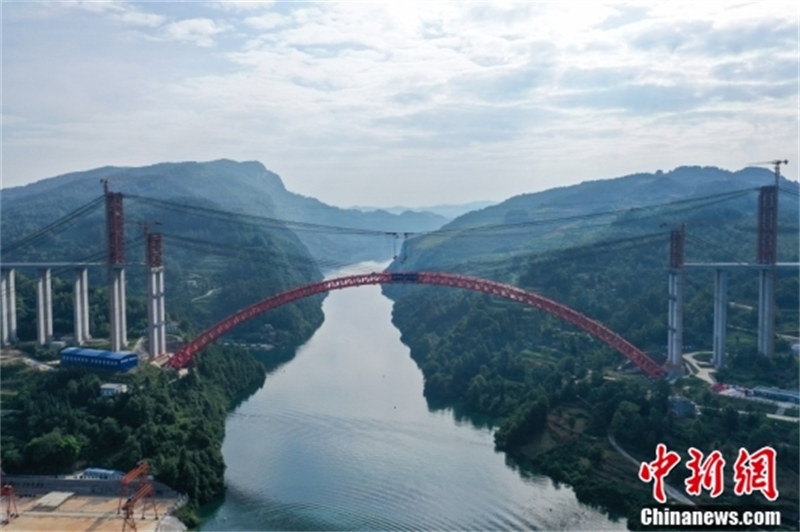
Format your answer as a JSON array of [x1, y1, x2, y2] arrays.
[[2, 159, 448, 267], [396, 165, 799, 272]]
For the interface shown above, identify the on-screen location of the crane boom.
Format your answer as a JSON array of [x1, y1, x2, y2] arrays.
[[747, 159, 788, 187]]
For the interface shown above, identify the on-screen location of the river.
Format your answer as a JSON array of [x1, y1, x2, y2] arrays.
[[200, 263, 625, 531]]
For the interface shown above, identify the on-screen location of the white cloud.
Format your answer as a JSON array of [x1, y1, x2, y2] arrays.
[[74, 1, 165, 27], [2, 1, 797, 206], [162, 18, 231, 47]]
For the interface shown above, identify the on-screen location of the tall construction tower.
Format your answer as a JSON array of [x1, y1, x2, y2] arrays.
[[753, 160, 787, 357], [146, 232, 166, 357], [104, 180, 127, 352], [667, 225, 685, 375]]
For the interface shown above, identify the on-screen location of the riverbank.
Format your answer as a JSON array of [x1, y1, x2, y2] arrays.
[[200, 265, 623, 531]]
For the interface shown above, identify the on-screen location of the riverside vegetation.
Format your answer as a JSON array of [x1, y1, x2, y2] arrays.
[[386, 167, 799, 528], [1, 343, 269, 528], [3, 163, 799, 529]]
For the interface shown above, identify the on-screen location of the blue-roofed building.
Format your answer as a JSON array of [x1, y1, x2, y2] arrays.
[[60, 347, 138, 372]]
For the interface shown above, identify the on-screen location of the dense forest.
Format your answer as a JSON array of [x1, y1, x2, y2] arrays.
[[386, 168, 799, 528], [0, 345, 267, 527]]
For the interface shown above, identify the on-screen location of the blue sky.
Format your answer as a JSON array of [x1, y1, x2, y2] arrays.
[[2, 1, 798, 207]]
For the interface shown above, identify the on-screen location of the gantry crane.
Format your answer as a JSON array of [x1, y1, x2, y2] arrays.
[[118, 461, 158, 532], [1, 484, 18, 524]]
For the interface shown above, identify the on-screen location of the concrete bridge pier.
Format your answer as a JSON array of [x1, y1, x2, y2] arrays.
[[73, 268, 91, 344], [667, 269, 684, 373], [147, 266, 166, 356], [712, 269, 727, 369], [36, 268, 53, 345], [667, 227, 685, 375], [1, 268, 18, 346], [757, 267, 775, 357], [109, 266, 127, 352]]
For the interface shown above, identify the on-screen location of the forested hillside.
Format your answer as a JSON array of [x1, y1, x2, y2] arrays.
[[386, 166, 799, 525], [1, 159, 447, 267], [1, 345, 266, 527]]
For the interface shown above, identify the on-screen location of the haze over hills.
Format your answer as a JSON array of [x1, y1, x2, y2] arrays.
[[393, 165, 800, 273], [1, 159, 449, 267], [350, 200, 497, 220]]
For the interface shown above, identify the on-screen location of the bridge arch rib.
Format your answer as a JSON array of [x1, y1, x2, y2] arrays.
[[167, 271, 666, 379]]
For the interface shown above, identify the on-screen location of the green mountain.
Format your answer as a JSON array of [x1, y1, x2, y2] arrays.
[[384, 165, 799, 524], [1, 159, 451, 343], [2, 159, 448, 268], [397, 166, 798, 273]]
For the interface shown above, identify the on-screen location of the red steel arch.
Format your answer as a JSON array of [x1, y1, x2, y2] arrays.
[[167, 271, 666, 379]]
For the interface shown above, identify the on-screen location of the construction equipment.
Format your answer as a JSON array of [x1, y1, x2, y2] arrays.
[[118, 461, 159, 532], [748, 159, 789, 187], [1, 484, 18, 524]]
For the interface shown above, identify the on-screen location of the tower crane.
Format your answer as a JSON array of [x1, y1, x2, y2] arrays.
[[748, 159, 789, 187]]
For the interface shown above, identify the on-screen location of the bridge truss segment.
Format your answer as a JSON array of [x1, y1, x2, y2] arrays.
[[168, 271, 666, 379]]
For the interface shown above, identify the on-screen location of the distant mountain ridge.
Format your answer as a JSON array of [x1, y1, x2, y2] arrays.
[[393, 165, 799, 272], [2, 159, 449, 266], [350, 201, 497, 220]]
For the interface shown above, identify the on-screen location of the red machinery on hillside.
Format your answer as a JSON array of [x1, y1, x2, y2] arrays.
[[118, 461, 158, 532]]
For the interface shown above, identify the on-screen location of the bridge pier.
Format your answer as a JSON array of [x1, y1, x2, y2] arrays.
[[667, 270, 684, 372], [36, 268, 54, 346], [756, 185, 777, 356], [757, 267, 775, 357], [73, 268, 91, 344], [109, 267, 127, 351], [712, 269, 727, 369], [147, 267, 166, 356], [1, 268, 18, 346], [667, 228, 685, 375], [146, 233, 166, 357]]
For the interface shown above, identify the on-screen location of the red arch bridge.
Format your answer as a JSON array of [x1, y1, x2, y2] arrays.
[[167, 271, 667, 379]]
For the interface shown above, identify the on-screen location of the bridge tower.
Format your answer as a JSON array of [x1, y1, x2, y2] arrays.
[[667, 226, 685, 375], [756, 185, 778, 357], [105, 184, 127, 352], [146, 233, 166, 357]]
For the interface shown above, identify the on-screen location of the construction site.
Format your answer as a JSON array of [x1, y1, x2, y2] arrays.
[[1, 462, 186, 532]]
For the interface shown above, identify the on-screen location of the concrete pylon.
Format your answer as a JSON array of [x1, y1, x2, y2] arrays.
[[36, 268, 53, 346], [73, 268, 91, 344], [109, 267, 128, 351], [1, 268, 17, 345], [667, 227, 685, 375], [712, 269, 727, 369]]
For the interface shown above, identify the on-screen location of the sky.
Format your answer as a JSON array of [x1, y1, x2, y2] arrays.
[[2, 1, 798, 207]]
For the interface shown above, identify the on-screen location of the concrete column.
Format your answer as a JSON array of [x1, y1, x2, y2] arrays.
[[118, 268, 127, 347], [712, 269, 728, 369], [1, 270, 7, 346], [74, 269, 85, 344], [147, 267, 167, 356], [147, 269, 158, 356], [37, 268, 53, 346], [109, 267, 127, 352], [1, 268, 17, 345], [667, 269, 684, 374], [157, 269, 166, 355], [757, 267, 775, 357], [81, 268, 91, 340], [73, 268, 91, 344]]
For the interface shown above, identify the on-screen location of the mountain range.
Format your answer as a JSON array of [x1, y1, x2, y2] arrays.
[[1, 159, 448, 268]]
